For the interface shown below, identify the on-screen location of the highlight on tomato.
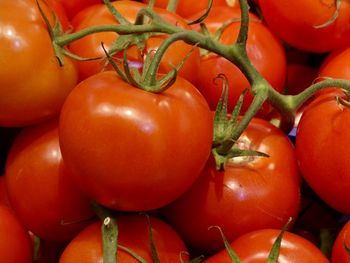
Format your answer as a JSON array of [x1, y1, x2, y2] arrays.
[[68, 0, 200, 85], [259, 0, 350, 53], [5, 119, 95, 241], [190, 5, 287, 117], [58, 71, 213, 211], [161, 117, 301, 255], [0, 0, 78, 127]]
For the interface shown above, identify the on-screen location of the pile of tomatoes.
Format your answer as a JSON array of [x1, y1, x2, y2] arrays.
[[1, 0, 350, 262]]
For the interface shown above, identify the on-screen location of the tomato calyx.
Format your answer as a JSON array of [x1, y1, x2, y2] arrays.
[[212, 75, 268, 170], [208, 217, 293, 263]]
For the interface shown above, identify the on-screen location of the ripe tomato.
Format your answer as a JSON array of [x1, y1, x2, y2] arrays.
[[161, 117, 301, 255], [0, 205, 33, 263], [58, 0, 103, 20], [296, 92, 350, 214], [5, 119, 95, 241], [59, 214, 189, 262], [69, 1, 200, 85], [191, 6, 286, 117], [259, 0, 350, 53], [0, 0, 78, 127], [317, 46, 350, 95], [142, 0, 234, 19], [204, 228, 329, 262], [332, 220, 350, 263], [59, 71, 213, 211]]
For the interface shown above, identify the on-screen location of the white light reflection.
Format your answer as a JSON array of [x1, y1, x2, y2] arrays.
[[95, 103, 155, 134]]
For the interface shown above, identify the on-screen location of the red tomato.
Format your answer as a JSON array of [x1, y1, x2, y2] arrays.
[[46, 0, 70, 31], [58, 0, 103, 19], [142, 0, 235, 18], [332, 220, 350, 263], [191, 6, 286, 117], [0, 0, 78, 127], [317, 46, 350, 95], [5, 119, 95, 241], [296, 92, 350, 214], [161, 117, 301, 254], [59, 214, 189, 262], [259, 0, 350, 53], [204, 228, 329, 262], [69, 1, 200, 85], [0, 205, 33, 263], [58, 71, 213, 211]]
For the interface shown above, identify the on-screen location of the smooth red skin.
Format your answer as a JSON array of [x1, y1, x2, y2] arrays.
[[0, 205, 33, 263], [58, 0, 103, 19], [161, 118, 301, 254], [204, 229, 329, 263], [69, 1, 200, 85], [0, 0, 78, 127], [46, 0, 70, 31], [142, 0, 233, 18], [5, 119, 95, 241], [259, 0, 350, 53], [332, 220, 350, 263], [193, 6, 286, 117], [59, 215, 189, 263], [59, 71, 213, 211], [296, 93, 350, 214], [317, 46, 350, 95]]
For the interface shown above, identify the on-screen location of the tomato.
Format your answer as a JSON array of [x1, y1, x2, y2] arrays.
[[5, 119, 95, 241], [161, 117, 301, 255], [295, 92, 350, 214], [58, 71, 213, 211], [191, 6, 286, 117], [204, 228, 329, 262], [317, 46, 350, 95], [69, 0, 200, 85], [0, 0, 78, 127], [142, 0, 235, 19], [259, 0, 350, 53], [0, 205, 33, 263], [59, 214, 189, 262], [46, 0, 70, 31], [332, 220, 350, 263], [58, 0, 103, 20]]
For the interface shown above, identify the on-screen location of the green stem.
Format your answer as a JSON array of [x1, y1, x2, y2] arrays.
[[55, 24, 160, 46], [166, 0, 178, 12]]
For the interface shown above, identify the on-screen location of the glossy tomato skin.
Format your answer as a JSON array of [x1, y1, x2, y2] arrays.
[[0, 205, 33, 263], [259, 0, 350, 53], [142, 0, 233, 18], [204, 229, 329, 262], [0, 0, 78, 127], [5, 119, 95, 241], [69, 1, 200, 85], [192, 6, 286, 117], [59, 71, 213, 211], [58, 0, 102, 19], [59, 214, 189, 262], [296, 92, 350, 214], [332, 220, 350, 263], [161, 117, 301, 255]]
